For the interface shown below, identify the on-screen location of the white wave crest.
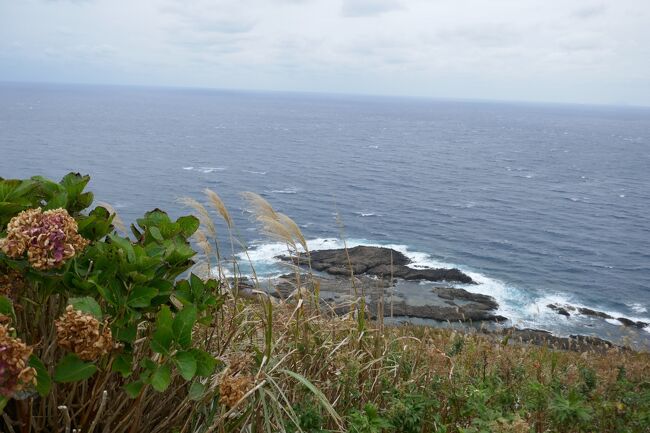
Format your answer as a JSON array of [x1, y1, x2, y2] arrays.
[[628, 303, 648, 314], [182, 166, 227, 173], [223, 238, 650, 335], [269, 187, 299, 194]]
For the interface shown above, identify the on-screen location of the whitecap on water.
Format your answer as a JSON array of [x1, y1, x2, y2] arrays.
[[628, 303, 648, 314], [198, 167, 226, 173], [182, 166, 226, 173], [269, 187, 299, 194], [222, 238, 650, 337]]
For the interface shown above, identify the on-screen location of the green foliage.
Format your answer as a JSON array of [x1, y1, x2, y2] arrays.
[[386, 393, 428, 433], [53, 354, 98, 383], [347, 404, 392, 433], [28, 355, 51, 396], [68, 296, 103, 319], [550, 389, 593, 430], [287, 400, 330, 433], [1, 173, 649, 433], [0, 173, 222, 425]]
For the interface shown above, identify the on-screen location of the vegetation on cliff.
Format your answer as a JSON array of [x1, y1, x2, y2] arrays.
[[0, 173, 648, 433]]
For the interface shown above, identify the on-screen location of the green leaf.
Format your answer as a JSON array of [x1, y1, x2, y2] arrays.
[[113, 323, 137, 344], [174, 351, 197, 381], [188, 381, 206, 401], [109, 234, 135, 263], [124, 381, 144, 398], [176, 215, 200, 237], [112, 353, 133, 378], [172, 305, 197, 349], [28, 355, 51, 397], [93, 280, 120, 307], [127, 286, 158, 308], [45, 191, 68, 210], [69, 296, 103, 320], [53, 354, 97, 383], [149, 226, 164, 242], [281, 369, 342, 428], [0, 295, 15, 322], [174, 280, 193, 306], [60, 172, 90, 198], [190, 273, 206, 301], [151, 305, 173, 354], [151, 364, 172, 392], [191, 349, 219, 377]]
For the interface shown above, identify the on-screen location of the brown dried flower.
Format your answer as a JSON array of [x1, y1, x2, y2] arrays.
[[0, 324, 36, 397], [55, 306, 113, 361], [0, 208, 89, 270], [219, 374, 253, 409], [227, 352, 253, 375], [0, 267, 26, 300]]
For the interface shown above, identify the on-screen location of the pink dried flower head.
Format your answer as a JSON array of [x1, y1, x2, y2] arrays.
[[0, 325, 36, 397], [0, 208, 89, 270], [55, 306, 113, 361]]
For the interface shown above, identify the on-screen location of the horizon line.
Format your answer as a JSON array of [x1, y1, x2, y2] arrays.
[[2, 79, 649, 111]]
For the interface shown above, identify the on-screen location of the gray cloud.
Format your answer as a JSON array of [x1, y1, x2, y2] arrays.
[[434, 24, 521, 49], [43, 0, 94, 3], [1, 0, 649, 105], [571, 5, 607, 19], [341, 0, 404, 17]]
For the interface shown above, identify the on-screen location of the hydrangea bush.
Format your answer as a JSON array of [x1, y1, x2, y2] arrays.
[[0, 173, 223, 431]]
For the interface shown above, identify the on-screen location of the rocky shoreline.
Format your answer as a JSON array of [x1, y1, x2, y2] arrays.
[[547, 303, 649, 329], [221, 245, 643, 351], [276, 246, 505, 322]]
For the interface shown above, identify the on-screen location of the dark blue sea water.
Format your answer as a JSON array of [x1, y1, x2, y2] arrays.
[[2, 82, 649, 344]]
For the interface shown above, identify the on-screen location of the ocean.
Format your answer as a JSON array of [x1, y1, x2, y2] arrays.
[[2, 82, 649, 345]]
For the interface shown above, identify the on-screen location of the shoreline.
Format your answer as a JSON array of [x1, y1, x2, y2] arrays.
[[207, 244, 650, 351]]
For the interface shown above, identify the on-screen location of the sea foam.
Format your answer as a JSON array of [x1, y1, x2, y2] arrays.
[[226, 238, 650, 336]]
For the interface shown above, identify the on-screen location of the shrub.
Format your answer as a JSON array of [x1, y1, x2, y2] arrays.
[[0, 173, 221, 432]]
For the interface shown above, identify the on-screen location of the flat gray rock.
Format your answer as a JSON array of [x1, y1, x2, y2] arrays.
[[280, 245, 474, 283]]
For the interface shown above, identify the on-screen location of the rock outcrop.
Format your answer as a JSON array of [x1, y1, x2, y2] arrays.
[[272, 272, 503, 323], [280, 246, 474, 283], [546, 303, 648, 329]]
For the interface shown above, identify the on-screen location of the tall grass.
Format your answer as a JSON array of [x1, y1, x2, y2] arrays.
[[175, 190, 650, 433], [4, 190, 648, 433]]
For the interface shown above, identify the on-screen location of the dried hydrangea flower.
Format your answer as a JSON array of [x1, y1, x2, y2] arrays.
[[219, 374, 253, 409], [55, 306, 113, 361], [0, 324, 36, 397], [227, 352, 253, 375], [0, 267, 26, 300], [0, 208, 89, 270]]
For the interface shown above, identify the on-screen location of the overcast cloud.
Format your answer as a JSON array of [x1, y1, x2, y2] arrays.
[[1, 0, 649, 105]]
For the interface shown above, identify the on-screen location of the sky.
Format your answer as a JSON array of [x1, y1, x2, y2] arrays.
[[1, 0, 649, 106]]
